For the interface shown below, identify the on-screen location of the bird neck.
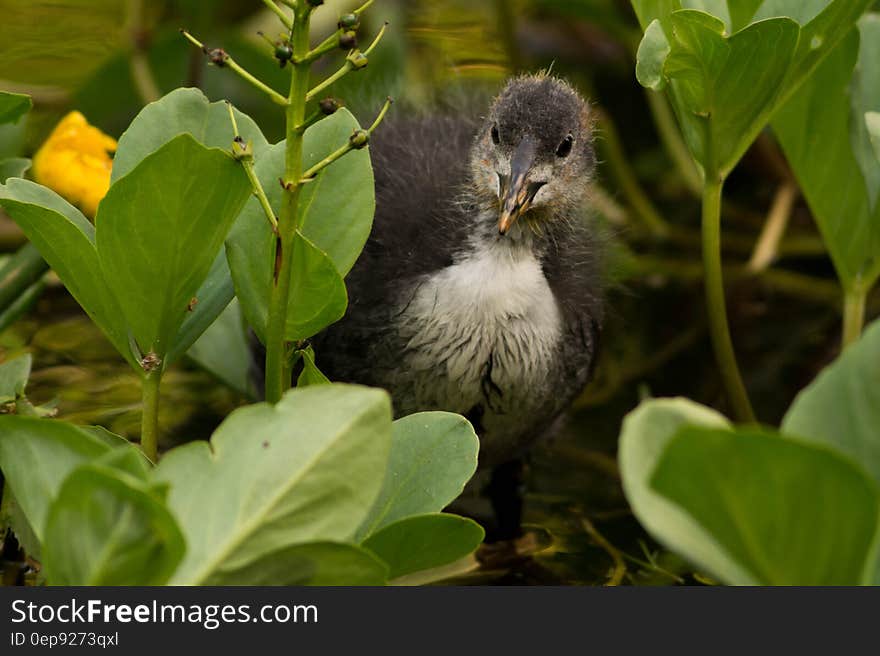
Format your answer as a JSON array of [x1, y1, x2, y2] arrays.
[[464, 200, 558, 263]]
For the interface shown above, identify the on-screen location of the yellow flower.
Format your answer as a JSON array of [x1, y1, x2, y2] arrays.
[[32, 111, 117, 219]]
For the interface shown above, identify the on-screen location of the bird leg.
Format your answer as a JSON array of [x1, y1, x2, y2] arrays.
[[484, 458, 527, 542]]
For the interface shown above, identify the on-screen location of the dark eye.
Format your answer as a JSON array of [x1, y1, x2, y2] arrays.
[[491, 124, 500, 145], [556, 134, 574, 158]]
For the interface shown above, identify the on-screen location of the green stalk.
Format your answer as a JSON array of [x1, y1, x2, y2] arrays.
[[842, 280, 867, 350], [140, 371, 161, 462], [264, 3, 312, 404], [702, 175, 756, 423]]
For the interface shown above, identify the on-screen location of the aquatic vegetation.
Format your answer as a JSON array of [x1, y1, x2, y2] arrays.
[[0, 0, 482, 586]]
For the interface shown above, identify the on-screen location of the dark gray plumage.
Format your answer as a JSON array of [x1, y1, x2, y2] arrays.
[[313, 74, 605, 469]]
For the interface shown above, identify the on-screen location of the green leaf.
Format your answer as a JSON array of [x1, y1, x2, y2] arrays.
[[0, 157, 30, 183], [7, 489, 41, 560], [227, 108, 374, 277], [110, 88, 268, 359], [636, 20, 671, 90], [773, 28, 880, 286], [0, 179, 134, 367], [227, 110, 373, 342], [0, 352, 31, 403], [111, 87, 270, 182], [154, 384, 392, 584], [651, 427, 880, 585], [849, 15, 880, 213], [286, 232, 348, 340], [43, 465, 184, 585], [783, 318, 880, 486], [96, 133, 251, 361], [868, 112, 880, 162], [0, 92, 31, 125], [363, 513, 484, 580], [93, 444, 154, 480], [728, 0, 763, 31], [187, 297, 254, 398], [666, 11, 799, 173], [202, 541, 388, 586], [297, 109, 375, 276], [617, 398, 751, 581], [753, 0, 828, 24], [630, 0, 682, 30], [228, 228, 348, 343], [0, 416, 113, 541], [356, 412, 479, 541], [166, 251, 237, 365], [681, 0, 730, 30], [633, 0, 874, 175], [295, 344, 331, 387]]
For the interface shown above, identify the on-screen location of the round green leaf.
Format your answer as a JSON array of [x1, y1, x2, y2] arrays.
[[97, 134, 251, 360], [0, 157, 31, 183], [227, 108, 374, 278], [774, 28, 880, 287], [203, 541, 388, 586], [636, 20, 671, 91], [363, 513, 484, 580], [356, 412, 479, 541], [0, 91, 31, 125], [783, 318, 880, 485], [227, 227, 348, 344], [110, 88, 270, 361], [0, 179, 133, 366], [0, 416, 113, 542], [651, 427, 880, 585], [154, 384, 392, 585], [112, 87, 270, 182], [298, 109, 375, 276], [43, 465, 185, 585], [617, 398, 752, 581], [0, 352, 31, 403]]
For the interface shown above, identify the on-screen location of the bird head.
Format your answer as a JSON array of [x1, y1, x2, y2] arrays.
[[471, 75, 595, 236]]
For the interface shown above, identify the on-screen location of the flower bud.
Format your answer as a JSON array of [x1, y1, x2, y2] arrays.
[[232, 136, 254, 161], [206, 47, 228, 67], [338, 13, 359, 30], [349, 129, 370, 149], [347, 51, 368, 69], [319, 97, 340, 115], [274, 42, 293, 67], [339, 31, 358, 50]]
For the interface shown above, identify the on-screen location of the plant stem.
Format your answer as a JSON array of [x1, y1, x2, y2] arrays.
[[702, 176, 756, 423], [300, 97, 392, 180], [305, 23, 387, 101], [842, 280, 867, 349], [747, 182, 797, 273], [140, 372, 161, 462], [228, 102, 279, 233], [261, 0, 293, 29], [127, 0, 161, 104], [181, 30, 288, 106], [264, 4, 312, 404]]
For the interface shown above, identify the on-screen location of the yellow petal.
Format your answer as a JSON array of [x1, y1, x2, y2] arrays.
[[32, 111, 117, 220]]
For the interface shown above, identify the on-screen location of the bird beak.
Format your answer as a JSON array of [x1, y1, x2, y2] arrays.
[[498, 136, 538, 235]]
